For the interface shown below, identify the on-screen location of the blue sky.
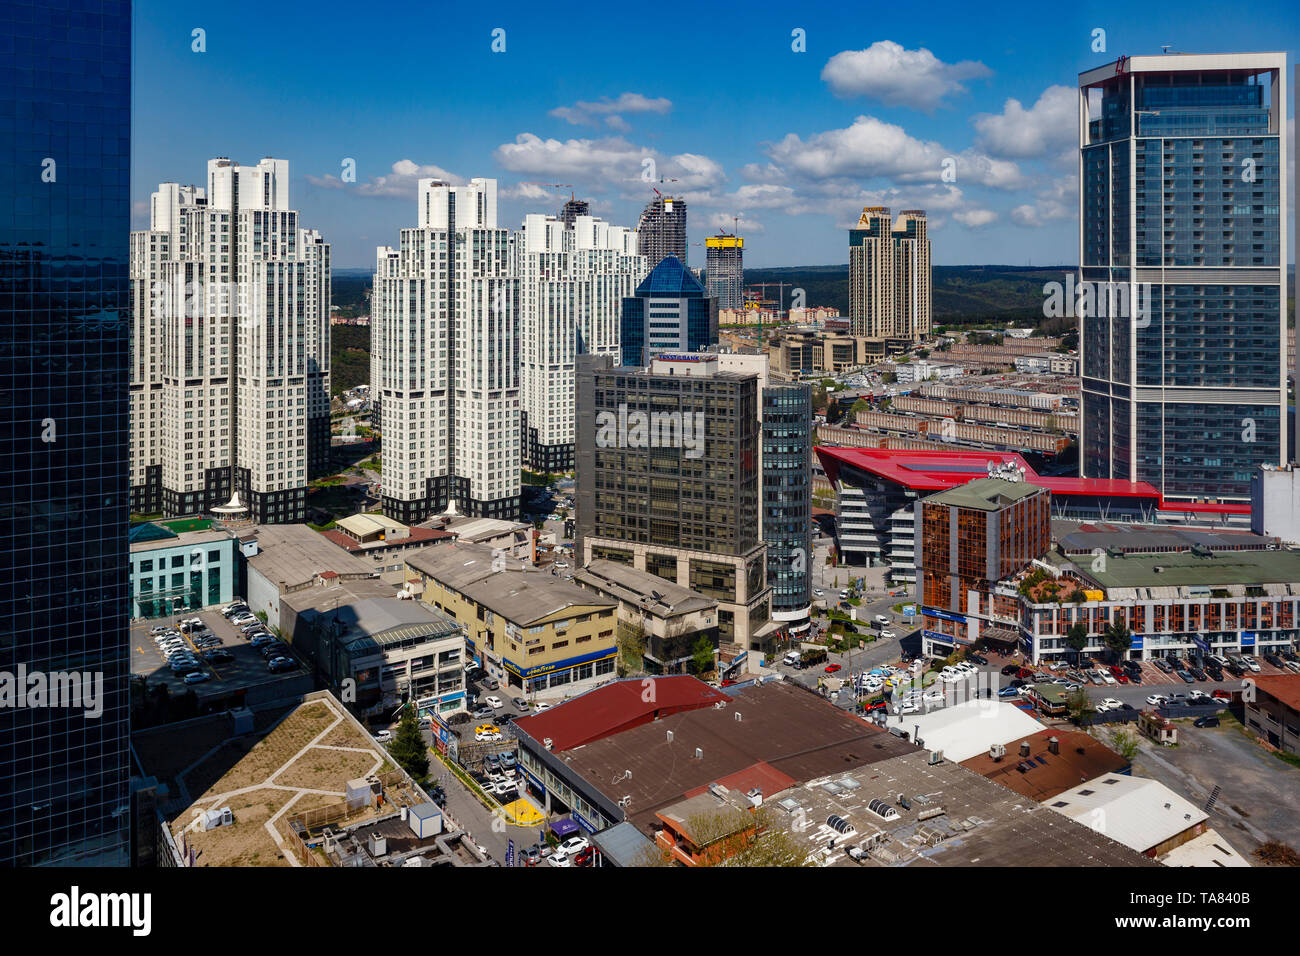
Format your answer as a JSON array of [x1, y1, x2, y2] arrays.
[[133, 0, 1299, 270]]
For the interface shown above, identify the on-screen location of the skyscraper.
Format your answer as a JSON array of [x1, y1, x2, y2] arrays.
[[575, 353, 777, 655], [636, 194, 688, 268], [619, 256, 718, 367], [848, 207, 931, 341], [517, 212, 645, 473], [0, 0, 132, 865], [1078, 53, 1288, 500], [558, 196, 590, 227], [130, 159, 331, 523], [704, 234, 744, 310], [372, 178, 521, 522]]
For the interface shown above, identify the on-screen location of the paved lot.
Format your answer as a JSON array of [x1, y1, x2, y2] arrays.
[[1128, 707, 1300, 855], [131, 607, 305, 699]]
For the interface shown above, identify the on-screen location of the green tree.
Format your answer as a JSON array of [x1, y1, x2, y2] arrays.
[[1065, 622, 1089, 666], [388, 707, 429, 783], [1065, 686, 1095, 724], [1103, 622, 1132, 663], [1107, 727, 1141, 763], [690, 636, 715, 676]]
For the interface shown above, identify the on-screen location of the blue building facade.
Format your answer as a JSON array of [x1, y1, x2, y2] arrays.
[[1078, 54, 1287, 501], [619, 256, 717, 367], [0, 0, 132, 865]]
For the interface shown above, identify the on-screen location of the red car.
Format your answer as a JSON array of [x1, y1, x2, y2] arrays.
[[860, 700, 888, 713], [572, 846, 594, 867], [1016, 667, 1034, 680], [1108, 666, 1129, 684], [1212, 689, 1232, 701], [825, 663, 842, 673]]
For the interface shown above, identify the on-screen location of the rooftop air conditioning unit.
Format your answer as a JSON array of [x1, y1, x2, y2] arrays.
[[666, 730, 674, 743], [694, 747, 703, 760], [1019, 741, 1031, 758], [989, 743, 1006, 761]]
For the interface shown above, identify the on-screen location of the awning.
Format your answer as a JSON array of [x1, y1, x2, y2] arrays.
[[550, 816, 579, 838], [981, 626, 1020, 646]]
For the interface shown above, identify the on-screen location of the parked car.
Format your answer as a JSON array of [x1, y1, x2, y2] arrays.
[[1176, 670, 1196, 684], [1204, 666, 1224, 682], [1096, 698, 1123, 712], [375, 730, 393, 743], [512, 697, 529, 710], [1189, 667, 1208, 681], [1099, 670, 1117, 685], [1016, 667, 1034, 679], [1211, 689, 1232, 701], [183, 671, 211, 685], [1108, 666, 1128, 684], [968, 653, 988, 666], [1001, 664, 1020, 676], [267, 657, 297, 673], [1193, 715, 1221, 728], [1154, 659, 1173, 673], [202, 649, 234, 664], [880, 630, 896, 641], [557, 836, 590, 857], [1239, 656, 1262, 673], [1264, 652, 1285, 668], [1146, 693, 1169, 707], [998, 686, 1021, 698], [824, 664, 842, 674], [874, 615, 891, 625]]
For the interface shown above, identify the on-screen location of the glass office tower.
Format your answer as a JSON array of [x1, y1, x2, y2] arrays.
[[1078, 53, 1288, 501], [618, 256, 718, 367], [0, 0, 132, 864]]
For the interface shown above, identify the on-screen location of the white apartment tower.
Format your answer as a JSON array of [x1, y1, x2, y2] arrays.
[[372, 178, 521, 523], [129, 158, 331, 523], [516, 212, 645, 472]]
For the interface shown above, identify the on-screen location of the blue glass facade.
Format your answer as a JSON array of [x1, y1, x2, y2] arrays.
[[0, 0, 132, 864], [761, 385, 811, 625], [1080, 59, 1286, 501], [618, 256, 717, 366]]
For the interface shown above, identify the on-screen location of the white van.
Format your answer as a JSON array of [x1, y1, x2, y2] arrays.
[[782, 650, 801, 666]]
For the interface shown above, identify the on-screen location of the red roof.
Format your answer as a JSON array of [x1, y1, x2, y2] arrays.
[[815, 446, 1248, 515], [1251, 675, 1300, 712], [318, 525, 454, 553], [682, 760, 797, 801], [514, 676, 731, 752]]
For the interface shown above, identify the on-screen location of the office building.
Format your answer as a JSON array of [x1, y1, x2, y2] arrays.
[[130, 158, 331, 522], [704, 234, 744, 310], [0, 0, 131, 866], [575, 353, 777, 654], [619, 256, 717, 367], [916, 467, 1052, 657], [516, 212, 645, 472], [636, 194, 688, 268], [405, 542, 618, 698], [1078, 53, 1288, 501], [716, 351, 813, 636], [128, 519, 241, 619], [848, 207, 931, 342], [371, 178, 521, 523]]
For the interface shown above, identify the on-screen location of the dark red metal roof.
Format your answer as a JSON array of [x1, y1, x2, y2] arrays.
[[514, 676, 731, 753]]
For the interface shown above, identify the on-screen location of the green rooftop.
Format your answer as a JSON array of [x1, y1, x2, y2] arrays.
[[1066, 548, 1300, 591], [924, 476, 1044, 512]]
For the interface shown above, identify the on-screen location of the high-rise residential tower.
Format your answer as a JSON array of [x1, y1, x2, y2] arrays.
[[1078, 53, 1288, 500], [1, 0, 132, 866], [575, 353, 777, 657], [636, 194, 688, 268], [130, 158, 331, 523], [372, 178, 521, 523], [517, 212, 645, 473], [705, 234, 745, 310], [619, 256, 718, 367], [848, 207, 931, 341]]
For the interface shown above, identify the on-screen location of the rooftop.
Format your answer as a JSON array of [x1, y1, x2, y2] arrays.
[[883, 698, 1047, 763], [129, 523, 233, 552], [1249, 674, 1300, 712], [283, 582, 463, 653], [406, 542, 613, 627], [1158, 828, 1251, 868], [1054, 547, 1300, 592], [959, 730, 1131, 802], [247, 524, 376, 590], [574, 560, 717, 617], [770, 750, 1154, 868], [924, 475, 1046, 512], [1045, 775, 1208, 855]]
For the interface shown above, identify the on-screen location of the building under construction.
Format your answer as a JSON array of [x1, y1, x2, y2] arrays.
[[704, 233, 744, 310], [636, 194, 688, 268]]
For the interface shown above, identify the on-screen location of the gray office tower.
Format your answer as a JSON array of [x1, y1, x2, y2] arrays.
[[575, 353, 776, 655], [1078, 53, 1288, 501], [0, 0, 132, 865], [619, 256, 718, 367], [636, 194, 688, 268]]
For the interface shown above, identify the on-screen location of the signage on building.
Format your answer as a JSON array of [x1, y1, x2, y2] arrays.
[[1240, 631, 1256, 647], [572, 809, 598, 834], [922, 607, 966, 624]]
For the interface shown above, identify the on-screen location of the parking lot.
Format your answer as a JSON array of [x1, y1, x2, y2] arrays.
[[130, 603, 306, 699]]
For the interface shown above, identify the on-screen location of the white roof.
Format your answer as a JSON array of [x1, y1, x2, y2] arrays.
[[1158, 828, 1251, 869], [883, 698, 1045, 762], [1046, 775, 1207, 854]]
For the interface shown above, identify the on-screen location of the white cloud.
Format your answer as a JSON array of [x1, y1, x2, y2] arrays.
[[822, 41, 990, 110], [1010, 174, 1076, 227], [494, 134, 726, 192], [952, 208, 998, 227], [549, 93, 672, 127], [766, 115, 1024, 189], [305, 159, 464, 198], [974, 85, 1076, 159]]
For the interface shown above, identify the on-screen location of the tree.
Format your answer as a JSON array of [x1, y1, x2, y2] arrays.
[[1107, 727, 1141, 763], [388, 706, 429, 783], [1065, 686, 1095, 724], [1103, 622, 1132, 663], [1065, 622, 1089, 666], [689, 635, 715, 677]]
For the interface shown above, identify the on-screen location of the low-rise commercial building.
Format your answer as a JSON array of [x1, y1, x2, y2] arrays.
[[244, 523, 378, 631], [129, 520, 241, 618], [319, 513, 455, 584], [1044, 775, 1210, 859], [1243, 674, 1300, 756], [959, 730, 1131, 802], [406, 543, 617, 698]]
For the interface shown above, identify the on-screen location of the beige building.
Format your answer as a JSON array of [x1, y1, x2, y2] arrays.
[[406, 543, 617, 699], [848, 207, 930, 342]]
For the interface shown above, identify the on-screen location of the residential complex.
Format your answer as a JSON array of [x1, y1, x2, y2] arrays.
[[576, 353, 777, 655], [130, 159, 331, 523], [635, 193, 688, 268], [371, 177, 521, 523], [619, 256, 718, 367], [704, 234, 744, 310], [0, 0, 132, 866], [1078, 53, 1288, 501], [848, 207, 931, 342], [516, 212, 645, 472]]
